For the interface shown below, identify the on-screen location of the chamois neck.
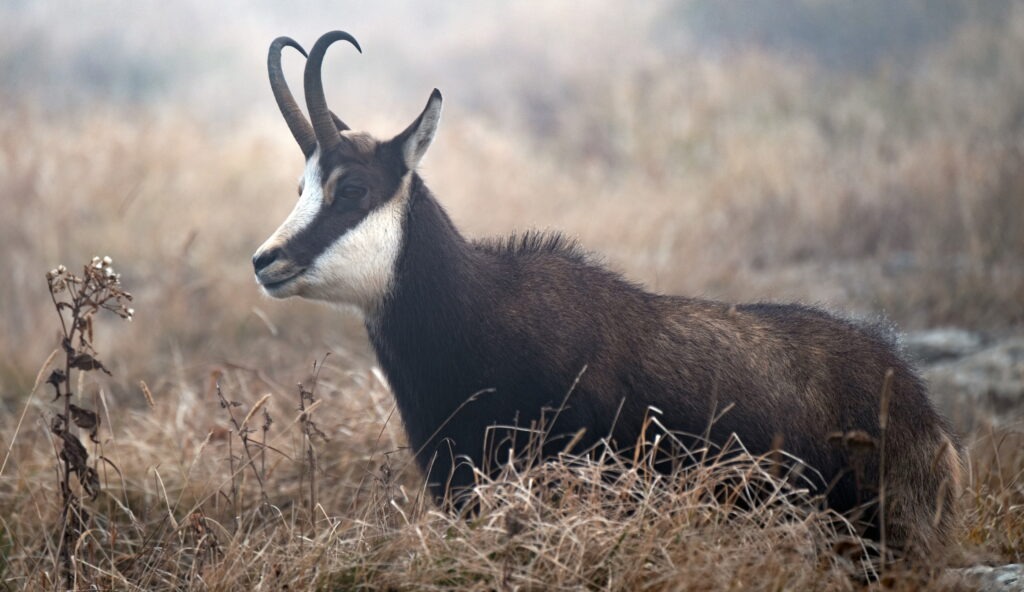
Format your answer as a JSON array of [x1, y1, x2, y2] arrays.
[[365, 176, 492, 452], [368, 174, 477, 334]]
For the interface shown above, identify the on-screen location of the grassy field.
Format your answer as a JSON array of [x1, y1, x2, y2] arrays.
[[1, 2, 1023, 589]]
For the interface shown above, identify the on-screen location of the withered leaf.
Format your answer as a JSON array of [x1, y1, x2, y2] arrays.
[[57, 431, 100, 497], [51, 414, 66, 434], [69, 403, 100, 442], [47, 369, 67, 386], [58, 431, 89, 471], [69, 353, 112, 375], [47, 369, 67, 400], [68, 404, 98, 430]]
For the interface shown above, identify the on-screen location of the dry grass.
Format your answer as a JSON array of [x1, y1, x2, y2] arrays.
[[0, 346, 1021, 590], [1, 4, 1023, 590]]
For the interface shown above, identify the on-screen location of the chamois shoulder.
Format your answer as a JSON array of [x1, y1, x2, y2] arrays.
[[472, 230, 592, 265], [471, 230, 653, 301]]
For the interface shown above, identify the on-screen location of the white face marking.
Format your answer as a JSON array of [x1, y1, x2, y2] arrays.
[[301, 177, 408, 312], [257, 148, 325, 256], [254, 148, 408, 315]]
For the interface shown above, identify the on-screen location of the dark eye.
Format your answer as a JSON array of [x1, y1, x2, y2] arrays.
[[336, 184, 367, 201]]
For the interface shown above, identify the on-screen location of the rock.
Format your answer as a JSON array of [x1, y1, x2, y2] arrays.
[[945, 563, 1024, 591], [921, 338, 1024, 429], [903, 329, 986, 364]]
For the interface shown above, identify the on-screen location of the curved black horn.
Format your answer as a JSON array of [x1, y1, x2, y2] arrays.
[[304, 30, 362, 154], [268, 37, 317, 158]]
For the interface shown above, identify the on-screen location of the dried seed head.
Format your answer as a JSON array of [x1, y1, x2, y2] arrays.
[[47, 265, 68, 283]]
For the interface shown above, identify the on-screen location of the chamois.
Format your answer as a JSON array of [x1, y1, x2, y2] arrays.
[[252, 31, 962, 557]]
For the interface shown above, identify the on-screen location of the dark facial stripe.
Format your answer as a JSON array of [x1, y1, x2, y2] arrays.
[[282, 139, 406, 266]]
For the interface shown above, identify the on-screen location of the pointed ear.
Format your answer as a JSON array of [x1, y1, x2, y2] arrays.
[[392, 89, 442, 171]]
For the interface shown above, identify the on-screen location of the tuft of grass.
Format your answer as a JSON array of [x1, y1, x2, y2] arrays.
[[0, 276, 1019, 589]]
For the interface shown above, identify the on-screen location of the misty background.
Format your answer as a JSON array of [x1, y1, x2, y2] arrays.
[[1, 0, 1021, 389], [2, 2, 1015, 128]]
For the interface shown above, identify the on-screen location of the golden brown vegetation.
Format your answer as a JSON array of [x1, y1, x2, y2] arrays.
[[0, 3, 1022, 590]]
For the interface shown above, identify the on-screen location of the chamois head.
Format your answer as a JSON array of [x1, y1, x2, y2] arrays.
[[253, 31, 442, 311]]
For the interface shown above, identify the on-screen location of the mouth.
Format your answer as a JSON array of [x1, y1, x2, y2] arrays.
[[257, 268, 306, 294]]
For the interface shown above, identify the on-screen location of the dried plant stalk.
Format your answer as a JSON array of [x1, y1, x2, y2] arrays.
[[45, 256, 133, 589]]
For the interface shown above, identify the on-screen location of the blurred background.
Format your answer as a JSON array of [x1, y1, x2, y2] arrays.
[[1, 0, 1022, 418]]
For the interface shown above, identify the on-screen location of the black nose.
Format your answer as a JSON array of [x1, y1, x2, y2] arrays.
[[252, 248, 281, 274]]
